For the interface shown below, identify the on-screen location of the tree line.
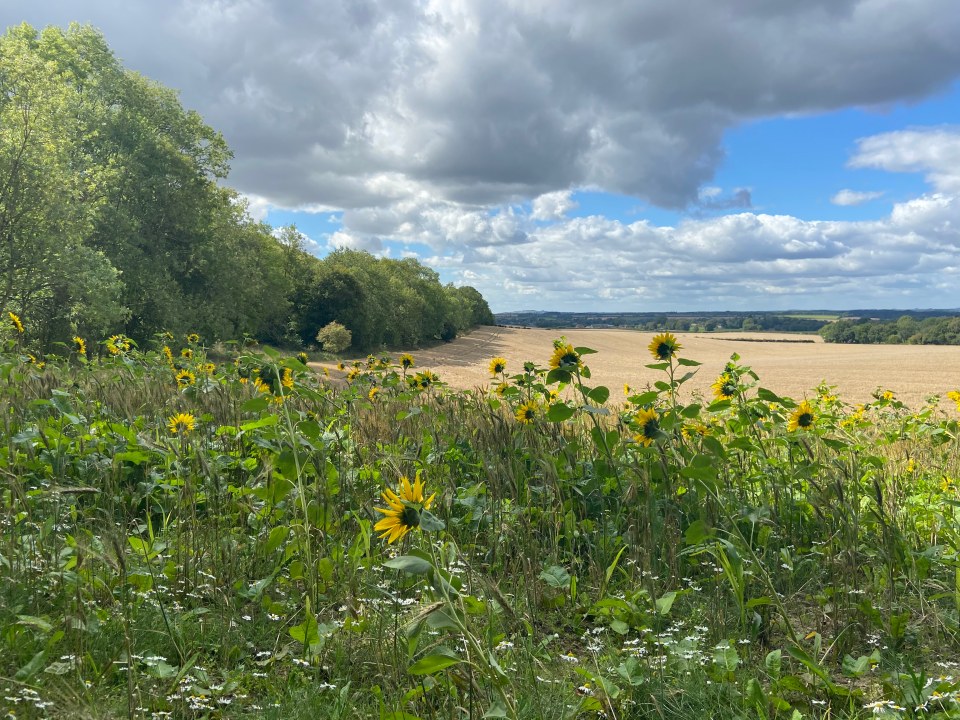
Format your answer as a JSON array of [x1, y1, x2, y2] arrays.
[[819, 315, 960, 345], [497, 311, 828, 333], [0, 23, 492, 353]]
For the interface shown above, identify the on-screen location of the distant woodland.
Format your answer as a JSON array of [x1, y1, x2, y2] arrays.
[[497, 310, 960, 345], [496, 311, 831, 333], [818, 315, 960, 345], [0, 24, 492, 352]]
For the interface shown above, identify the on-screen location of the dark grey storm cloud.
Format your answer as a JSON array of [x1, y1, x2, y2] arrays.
[[2, 0, 959, 211]]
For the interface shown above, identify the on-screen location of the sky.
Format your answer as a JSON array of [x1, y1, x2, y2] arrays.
[[3, 1, 960, 313]]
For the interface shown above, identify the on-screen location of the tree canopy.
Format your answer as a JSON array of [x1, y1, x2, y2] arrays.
[[0, 23, 492, 353]]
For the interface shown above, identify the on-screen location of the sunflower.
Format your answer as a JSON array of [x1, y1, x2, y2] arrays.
[[346, 368, 360, 382], [414, 370, 439, 389], [175, 369, 196, 388], [281, 367, 294, 389], [788, 400, 816, 432], [374, 474, 436, 544], [181, 348, 193, 359], [7, 311, 24, 334], [106, 334, 131, 355], [368, 386, 381, 402], [549, 343, 580, 370], [841, 404, 866, 429], [633, 407, 660, 446], [682, 422, 709, 440], [711, 374, 738, 401], [27, 353, 45, 370], [297, 352, 309, 365], [648, 332, 681, 361], [167, 412, 195, 435], [399, 353, 415, 370], [201, 362, 216, 375], [489, 357, 507, 375], [882, 390, 895, 401], [73, 336, 86, 356], [253, 376, 270, 393], [515, 399, 538, 424], [186, 333, 200, 344], [493, 382, 509, 397], [336, 361, 345, 371]]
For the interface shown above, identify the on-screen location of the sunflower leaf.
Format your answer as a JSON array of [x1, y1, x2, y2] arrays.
[[628, 391, 660, 406], [384, 555, 434, 574], [418, 510, 445, 532], [408, 649, 462, 675], [677, 357, 702, 366], [546, 368, 572, 384], [757, 387, 784, 403], [241, 397, 270, 413], [547, 402, 576, 422], [587, 386, 610, 404]]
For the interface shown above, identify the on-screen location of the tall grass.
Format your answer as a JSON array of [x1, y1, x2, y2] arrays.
[[1, 330, 960, 719]]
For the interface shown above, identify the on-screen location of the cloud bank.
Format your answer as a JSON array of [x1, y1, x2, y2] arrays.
[[329, 128, 960, 311], [3, 1, 960, 309], [4, 0, 959, 209]]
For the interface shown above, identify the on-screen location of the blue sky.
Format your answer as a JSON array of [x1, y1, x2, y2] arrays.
[[4, 1, 960, 312]]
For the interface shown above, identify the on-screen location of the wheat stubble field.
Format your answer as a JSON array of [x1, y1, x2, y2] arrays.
[[366, 325, 960, 408]]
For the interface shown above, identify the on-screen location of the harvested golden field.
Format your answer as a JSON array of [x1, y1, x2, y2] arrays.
[[333, 325, 960, 408]]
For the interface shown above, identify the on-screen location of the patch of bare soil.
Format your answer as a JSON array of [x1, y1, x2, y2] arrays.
[[319, 326, 960, 409]]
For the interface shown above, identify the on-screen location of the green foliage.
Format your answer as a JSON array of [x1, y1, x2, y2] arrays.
[[821, 314, 960, 344], [4, 330, 960, 717], [0, 24, 494, 355], [293, 248, 493, 351], [498, 310, 830, 333], [316, 321, 353, 353]]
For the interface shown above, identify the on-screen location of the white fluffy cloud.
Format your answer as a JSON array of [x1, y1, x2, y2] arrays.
[[531, 191, 578, 221], [5, 3, 960, 310], [332, 129, 960, 311], [849, 127, 960, 194], [3, 1, 960, 210], [831, 189, 885, 206]]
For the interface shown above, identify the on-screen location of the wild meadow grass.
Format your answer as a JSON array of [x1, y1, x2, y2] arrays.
[[2, 327, 960, 719]]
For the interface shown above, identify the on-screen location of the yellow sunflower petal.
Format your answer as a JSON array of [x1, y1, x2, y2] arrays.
[[375, 517, 400, 534]]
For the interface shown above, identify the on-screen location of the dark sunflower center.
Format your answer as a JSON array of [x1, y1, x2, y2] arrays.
[[559, 352, 579, 366], [643, 418, 659, 437], [798, 412, 814, 427], [400, 506, 421, 528], [722, 383, 737, 396], [655, 343, 672, 359]]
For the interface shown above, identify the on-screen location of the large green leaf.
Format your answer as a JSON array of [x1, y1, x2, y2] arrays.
[[408, 649, 462, 675], [546, 402, 576, 422], [384, 555, 434, 575]]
